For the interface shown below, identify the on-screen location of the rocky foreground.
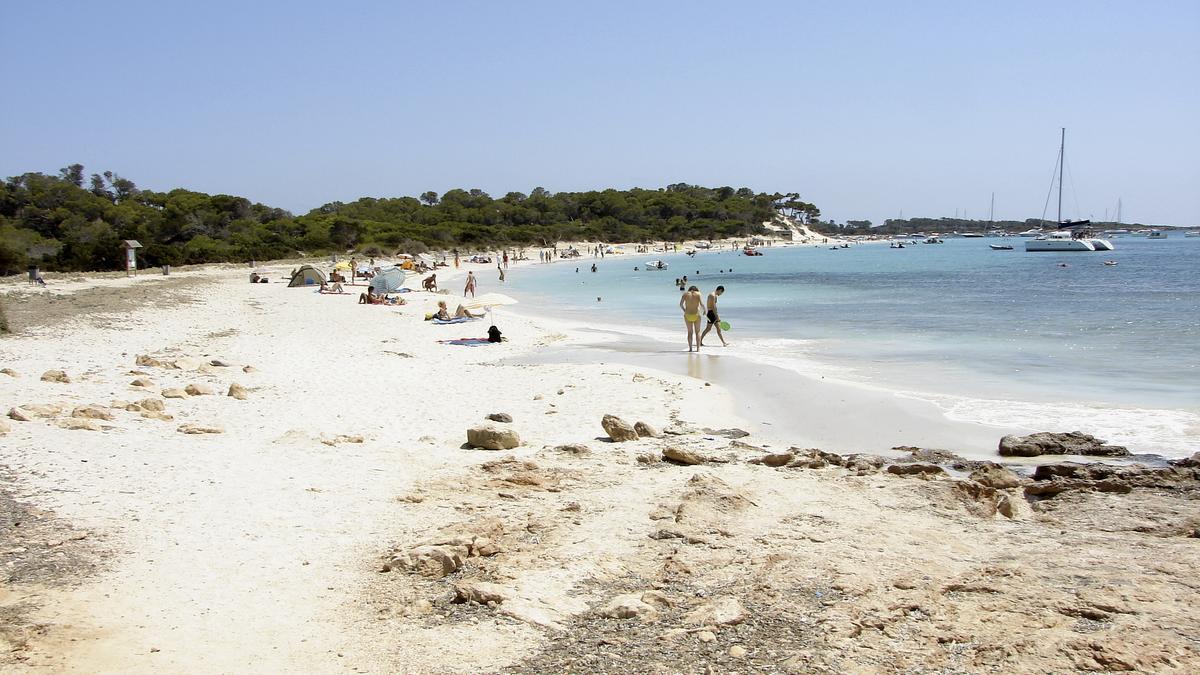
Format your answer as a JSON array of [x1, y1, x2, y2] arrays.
[[371, 418, 1200, 673]]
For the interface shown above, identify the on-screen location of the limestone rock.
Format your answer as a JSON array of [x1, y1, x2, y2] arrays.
[[0, 368, 18, 377], [8, 407, 34, 422], [184, 383, 215, 396], [697, 631, 717, 643], [40, 369, 70, 383], [602, 415, 639, 442], [386, 545, 464, 578], [755, 452, 795, 467], [730, 646, 747, 658], [130, 377, 154, 388], [177, 423, 223, 434], [602, 593, 659, 620], [161, 388, 189, 399], [634, 421, 662, 438], [969, 463, 1022, 489], [209, 359, 232, 367], [11, 403, 62, 419], [453, 581, 509, 605], [138, 398, 165, 412], [173, 357, 204, 371], [663, 446, 705, 465], [486, 413, 513, 423], [555, 443, 591, 456], [242, 365, 257, 373], [227, 383, 249, 400], [466, 424, 520, 450], [58, 418, 100, 431], [999, 431, 1128, 457], [685, 597, 749, 626], [136, 354, 167, 368], [141, 410, 174, 421], [636, 452, 661, 464], [72, 405, 114, 421], [886, 463, 946, 478]]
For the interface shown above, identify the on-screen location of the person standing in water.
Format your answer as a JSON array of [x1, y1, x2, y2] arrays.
[[464, 270, 477, 297], [699, 285, 727, 347], [679, 285, 704, 352]]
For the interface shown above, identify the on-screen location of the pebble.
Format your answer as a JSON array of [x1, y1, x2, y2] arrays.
[[729, 645, 747, 657], [697, 630, 716, 643]]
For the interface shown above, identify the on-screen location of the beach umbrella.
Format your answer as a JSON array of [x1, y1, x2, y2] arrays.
[[333, 261, 352, 271]]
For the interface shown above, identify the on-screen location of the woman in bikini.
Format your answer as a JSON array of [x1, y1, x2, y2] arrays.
[[679, 285, 703, 352]]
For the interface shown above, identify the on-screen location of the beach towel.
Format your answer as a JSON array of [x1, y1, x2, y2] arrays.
[[437, 338, 494, 346], [432, 317, 476, 325]]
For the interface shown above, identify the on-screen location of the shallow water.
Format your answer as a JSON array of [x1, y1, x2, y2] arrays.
[[503, 237, 1200, 457]]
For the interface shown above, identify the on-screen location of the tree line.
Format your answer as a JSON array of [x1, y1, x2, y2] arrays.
[[0, 165, 821, 274]]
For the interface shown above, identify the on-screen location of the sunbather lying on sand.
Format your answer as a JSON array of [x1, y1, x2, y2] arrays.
[[319, 281, 345, 294], [435, 300, 483, 320], [359, 289, 405, 305]]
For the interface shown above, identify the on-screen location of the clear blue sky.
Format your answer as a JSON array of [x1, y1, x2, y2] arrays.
[[3, 1, 1198, 226]]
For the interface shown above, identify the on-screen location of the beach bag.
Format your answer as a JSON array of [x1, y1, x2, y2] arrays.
[[487, 326, 503, 343]]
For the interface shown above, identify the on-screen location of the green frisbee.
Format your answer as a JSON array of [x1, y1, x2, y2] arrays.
[[719, 321, 731, 331]]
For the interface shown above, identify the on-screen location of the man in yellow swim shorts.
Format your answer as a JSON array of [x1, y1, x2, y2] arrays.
[[679, 285, 704, 352]]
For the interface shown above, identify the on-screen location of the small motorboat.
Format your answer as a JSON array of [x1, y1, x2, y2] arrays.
[[646, 260, 669, 270], [1104, 260, 1118, 266], [743, 248, 763, 256], [989, 243, 1014, 250]]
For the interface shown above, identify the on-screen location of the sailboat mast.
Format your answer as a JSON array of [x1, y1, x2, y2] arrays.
[[990, 192, 995, 224], [1057, 127, 1065, 223]]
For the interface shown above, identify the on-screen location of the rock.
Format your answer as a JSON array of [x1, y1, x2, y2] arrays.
[[184, 383, 215, 396], [634, 421, 662, 438], [697, 631, 716, 643], [555, 443, 591, 456], [386, 545, 464, 578], [141, 410, 174, 421], [409, 599, 434, 615], [1025, 462, 1199, 499], [954, 480, 1001, 518], [71, 405, 114, 421], [227, 383, 249, 400], [843, 453, 887, 474], [8, 407, 33, 422], [636, 452, 661, 464], [999, 431, 1128, 457], [11, 403, 62, 419], [602, 593, 659, 620], [130, 377, 154, 388], [685, 597, 749, 626], [996, 492, 1015, 518], [886, 463, 946, 478], [663, 446, 705, 465], [58, 418, 100, 431], [177, 423, 223, 434], [0, 419, 10, 434], [136, 354, 167, 368], [137, 398, 165, 412], [466, 424, 521, 450], [755, 452, 795, 467], [209, 359, 232, 367], [0, 368, 19, 377], [173, 357, 204, 371], [969, 463, 1022, 489], [786, 448, 844, 469], [161, 388, 189, 399], [242, 365, 257, 373], [40, 369, 70, 383], [729, 645, 747, 658], [453, 581, 509, 605], [486, 412, 513, 423], [1172, 452, 1200, 468], [705, 427, 750, 439], [320, 434, 364, 446], [602, 415, 639, 442]]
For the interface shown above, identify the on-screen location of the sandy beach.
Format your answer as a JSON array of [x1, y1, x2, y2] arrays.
[[2, 261, 1198, 673]]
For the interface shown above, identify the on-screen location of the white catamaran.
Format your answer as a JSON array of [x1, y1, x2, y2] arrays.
[[1026, 128, 1114, 252]]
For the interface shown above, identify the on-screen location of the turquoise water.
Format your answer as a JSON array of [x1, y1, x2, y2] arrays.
[[504, 237, 1200, 456]]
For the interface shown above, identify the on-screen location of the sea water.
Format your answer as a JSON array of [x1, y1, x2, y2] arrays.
[[503, 237, 1200, 457]]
